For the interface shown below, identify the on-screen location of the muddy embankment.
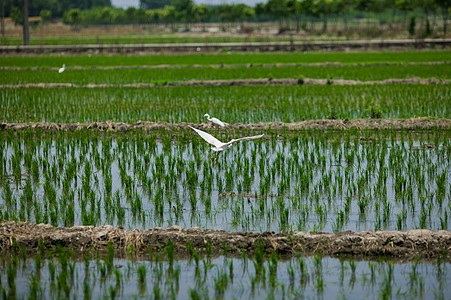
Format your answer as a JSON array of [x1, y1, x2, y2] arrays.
[[0, 221, 449, 260], [1, 61, 449, 71], [1, 39, 450, 54], [1, 118, 450, 133], [0, 77, 449, 89]]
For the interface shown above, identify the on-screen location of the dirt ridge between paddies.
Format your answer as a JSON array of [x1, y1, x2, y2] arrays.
[[0, 221, 449, 260], [1, 118, 450, 132], [2, 61, 449, 71], [0, 77, 449, 89]]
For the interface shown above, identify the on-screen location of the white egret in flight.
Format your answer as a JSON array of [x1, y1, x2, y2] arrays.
[[188, 125, 264, 152], [58, 64, 66, 73], [204, 113, 225, 127]]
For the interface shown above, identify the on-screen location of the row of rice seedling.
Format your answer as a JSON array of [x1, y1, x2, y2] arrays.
[[0, 128, 449, 233], [1, 85, 449, 123], [0, 241, 448, 299], [2, 64, 450, 85], [1, 51, 449, 68]]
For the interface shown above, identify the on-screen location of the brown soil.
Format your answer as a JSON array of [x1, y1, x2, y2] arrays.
[[1, 118, 450, 133], [1, 39, 450, 55], [0, 77, 448, 89], [0, 221, 449, 260]]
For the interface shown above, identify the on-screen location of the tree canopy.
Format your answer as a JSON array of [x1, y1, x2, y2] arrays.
[[5, 0, 449, 35], [3, 0, 111, 18]]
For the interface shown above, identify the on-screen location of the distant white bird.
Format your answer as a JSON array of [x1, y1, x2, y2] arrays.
[[188, 125, 264, 152], [58, 64, 66, 73], [204, 113, 225, 127]]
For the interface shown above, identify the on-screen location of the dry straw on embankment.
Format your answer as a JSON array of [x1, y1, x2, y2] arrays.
[[0, 221, 449, 260]]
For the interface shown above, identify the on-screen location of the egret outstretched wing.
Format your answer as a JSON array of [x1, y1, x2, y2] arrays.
[[189, 125, 264, 153], [226, 135, 265, 146], [188, 125, 223, 148]]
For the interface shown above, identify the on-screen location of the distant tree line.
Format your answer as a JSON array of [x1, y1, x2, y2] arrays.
[[3, 0, 111, 19], [4, 0, 450, 35]]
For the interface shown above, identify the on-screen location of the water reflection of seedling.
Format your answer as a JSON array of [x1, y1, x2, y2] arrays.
[[7, 261, 16, 298], [268, 252, 278, 287], [379, 263, 394, 299], [214, 268, 229, 296], [313, 253, 324, 294], [166, 241, 175, 266], [137, 265, 146, 293], [253, 240, 265, 280]]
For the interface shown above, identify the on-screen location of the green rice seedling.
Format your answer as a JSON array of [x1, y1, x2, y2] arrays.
[[375, 215, 382, 231], [222, 242, 229, 256], [396, 213, 403, 230], [186, 239, 195, 259], [419, 207, 428, 229], [440, 210, 448, 230], [205, 241, 212, 259], [333, 210, 346, 233]]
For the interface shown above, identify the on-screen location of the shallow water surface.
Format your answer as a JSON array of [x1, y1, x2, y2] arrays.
[[2, 254, 449, 299], [1, 132, 450, 233]]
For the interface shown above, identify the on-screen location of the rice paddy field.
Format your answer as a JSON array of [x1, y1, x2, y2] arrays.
[[0, 49, 450, 299]]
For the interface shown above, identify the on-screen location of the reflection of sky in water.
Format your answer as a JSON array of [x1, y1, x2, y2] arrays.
[[2, 137, 450, 233], [8, 255, 451, 299]]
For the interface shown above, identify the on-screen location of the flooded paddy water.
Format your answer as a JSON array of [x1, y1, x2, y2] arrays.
[[1, 128, 449, 233], [1, 253, 449, 299], [0, 127, 450, 299]]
